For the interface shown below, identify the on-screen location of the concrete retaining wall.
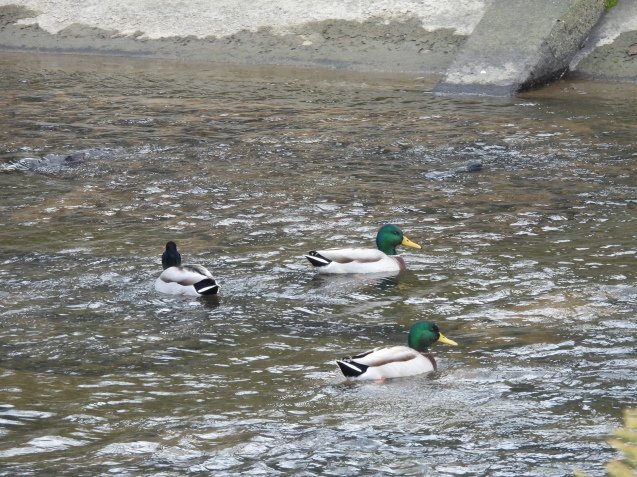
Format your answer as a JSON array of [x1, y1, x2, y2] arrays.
[[433, 0, 607, 95], [0, 0, 636, 91], [0, 1, 489, 74]]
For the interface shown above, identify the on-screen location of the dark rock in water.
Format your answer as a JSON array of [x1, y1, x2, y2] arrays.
[[11, 153, 85, 171], [424, 162, 484, 180], [457, 162, 483, 173], [42, 153, 85, 165]]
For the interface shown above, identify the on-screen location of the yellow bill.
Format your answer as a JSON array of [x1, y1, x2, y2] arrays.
[[401, 236, 421, 249], [437, 333, 458, 346]]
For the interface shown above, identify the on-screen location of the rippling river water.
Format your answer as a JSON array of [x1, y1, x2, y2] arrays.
[[0, 51, 636, 476]]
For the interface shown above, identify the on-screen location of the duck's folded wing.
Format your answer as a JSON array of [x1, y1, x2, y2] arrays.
[[312, 248, 387, 264], [158, 265, 212, 285], [181, 264, 214, 278], [351, 346, 420, 367]]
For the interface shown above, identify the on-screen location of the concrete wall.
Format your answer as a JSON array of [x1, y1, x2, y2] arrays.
[[0, 1, 489, 74], [0, 0, 490, 38], [570, 0, 637, 81], [0, 0, 636, 83]]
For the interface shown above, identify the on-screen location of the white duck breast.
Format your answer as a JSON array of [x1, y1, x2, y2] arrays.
[[155, 264, 220, 296]]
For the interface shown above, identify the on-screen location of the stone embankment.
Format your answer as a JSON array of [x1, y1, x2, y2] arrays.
[[0, 0, 636, 95]]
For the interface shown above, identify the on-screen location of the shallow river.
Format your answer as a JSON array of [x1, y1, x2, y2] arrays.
[[0, 52, 636, 476]]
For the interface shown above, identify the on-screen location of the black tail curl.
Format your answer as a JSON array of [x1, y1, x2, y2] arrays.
[[194, 279, 220, 295], [305, 251, 331, 267]]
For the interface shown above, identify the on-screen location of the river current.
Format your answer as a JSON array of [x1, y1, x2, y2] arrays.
[[0, 52, 636, 476]]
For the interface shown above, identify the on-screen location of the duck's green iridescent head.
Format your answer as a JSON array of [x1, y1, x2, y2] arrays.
[[407, 321, 458, 352], [162, 241, 182, 269], [375, 224, 421, 255]]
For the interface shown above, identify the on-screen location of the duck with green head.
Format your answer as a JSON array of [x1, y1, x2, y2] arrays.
[[154, 241, 220, 296], [304, 224, 421, 274], [336, 321, 458, 381]]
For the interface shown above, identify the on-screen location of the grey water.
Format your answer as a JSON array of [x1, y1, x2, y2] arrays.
[[0, 51, 636, 476]]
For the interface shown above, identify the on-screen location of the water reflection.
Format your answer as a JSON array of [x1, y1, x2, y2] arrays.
[[0, 51, 636, 476]]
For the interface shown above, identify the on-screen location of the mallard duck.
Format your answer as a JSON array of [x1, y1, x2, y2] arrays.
[[304, 224, 421, 274], [154, 241, 220, 296], [336, 321, 457, 381]]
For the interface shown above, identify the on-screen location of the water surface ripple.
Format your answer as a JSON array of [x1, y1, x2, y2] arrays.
[[0, 52, 636, 476]]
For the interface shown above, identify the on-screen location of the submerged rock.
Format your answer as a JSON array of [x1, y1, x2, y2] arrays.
[[9, 153, 85, 171], [41, 153, 85, 165], [456, 162, 483, 173], [424, 161, 484, 180]]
